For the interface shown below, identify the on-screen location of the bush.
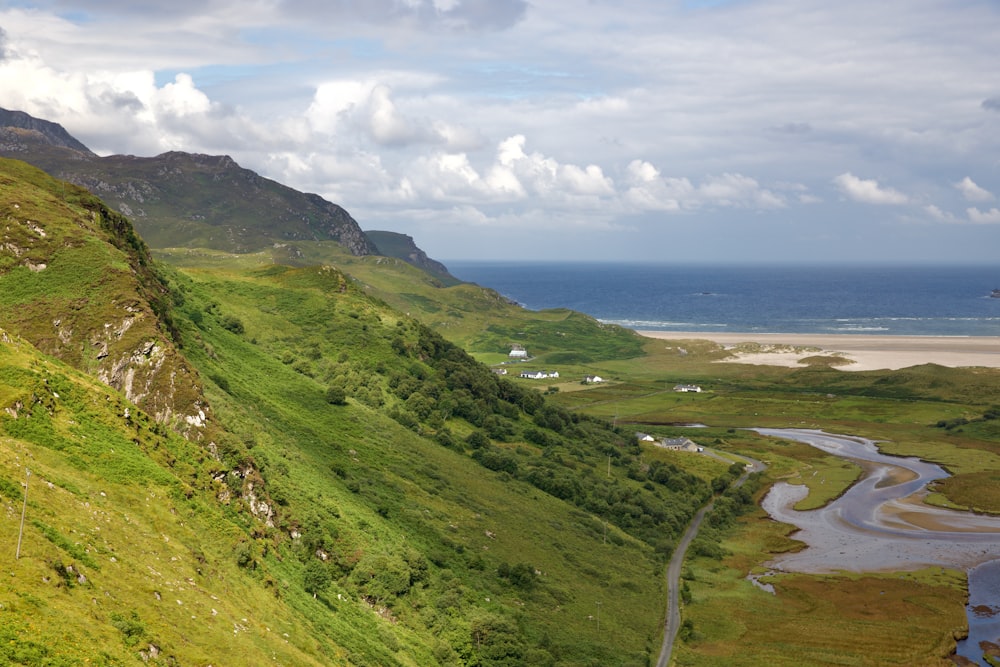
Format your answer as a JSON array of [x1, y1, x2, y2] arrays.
[[109, 611, 146, 647], [325, 386, 347, 405], [210, 374, 231, 393], [466, 430, 491, 450], [221, 315, 245, 334], [303, 560, 332, 596], [497, 561, 537, 590]]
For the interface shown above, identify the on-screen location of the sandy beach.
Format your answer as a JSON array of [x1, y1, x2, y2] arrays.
[[638, 331, 1000, 371]]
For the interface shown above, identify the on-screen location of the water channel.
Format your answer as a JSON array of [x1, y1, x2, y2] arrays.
[[755, 429, 1000, 666]]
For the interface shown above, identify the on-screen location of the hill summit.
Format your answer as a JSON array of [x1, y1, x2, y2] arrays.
[[0, 107, 94, 154]]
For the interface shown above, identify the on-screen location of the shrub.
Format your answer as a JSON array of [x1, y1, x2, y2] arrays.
[[303, 560, 332, 596], [109, 611, 146, 647], [325, 386, 347, 405], [210, 374, 231, 393], [221, 315, 245, 334]]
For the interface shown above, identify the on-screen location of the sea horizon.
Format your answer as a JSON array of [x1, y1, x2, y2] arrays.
[[444, 261, 1000, 338]]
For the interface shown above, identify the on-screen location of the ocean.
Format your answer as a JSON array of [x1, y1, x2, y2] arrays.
[[445, 262, 1000, 337]]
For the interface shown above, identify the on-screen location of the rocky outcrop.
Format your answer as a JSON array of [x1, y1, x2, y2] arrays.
[[0, 159, 213, 441]]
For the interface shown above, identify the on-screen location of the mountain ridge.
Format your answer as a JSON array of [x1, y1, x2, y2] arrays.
[[363, 229, 459, 285], [0, 109, 410, 261], [0, 107, 95, 154]]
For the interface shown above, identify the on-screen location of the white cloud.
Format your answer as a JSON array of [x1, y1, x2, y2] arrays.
[[700, 173, 786, 209], [575, 96, 629, 114], [3, 0, 1000, 261], [492, 134, 614, 198], [833, 173, 909, 205], [955, 177, 995, 202], [623, 160, 785, 212], [306, 78, 468, 148], [967, 207, 1000, 224], [400, 135, 615, 206], [924, 204, 959, 223]]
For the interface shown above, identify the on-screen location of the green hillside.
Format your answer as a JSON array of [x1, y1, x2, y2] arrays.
[[158, 243, 647, 368], [0, 158, 718, 665], [362, 230, 461, 286]]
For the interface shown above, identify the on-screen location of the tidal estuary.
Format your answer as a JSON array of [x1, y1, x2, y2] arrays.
[[755, 429, 1000, 666]]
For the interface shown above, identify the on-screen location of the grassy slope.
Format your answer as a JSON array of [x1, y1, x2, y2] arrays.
[[157, 243, 647, 367], [2, 160, 700, 665], [0, 332, 334, 666], [0, 158, 204, 431], [10, 153, 1000, 664], [154, 247, 1000, 665], [162, 261, 686, 666]]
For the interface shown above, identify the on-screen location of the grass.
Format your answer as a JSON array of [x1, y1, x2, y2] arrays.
[[7, 155, 1000, 665], [153, 261, 690, 665], [672, 510, 967, 666], [0, 344, 334, 665], [550, 332, 1000, 664]]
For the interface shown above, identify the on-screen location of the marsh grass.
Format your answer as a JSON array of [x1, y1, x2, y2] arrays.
[[670, 504, 968, 667], [555, 333, 1000, 664]]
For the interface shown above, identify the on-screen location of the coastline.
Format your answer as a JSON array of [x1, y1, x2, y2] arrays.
[[637, 331, 1000, 371]]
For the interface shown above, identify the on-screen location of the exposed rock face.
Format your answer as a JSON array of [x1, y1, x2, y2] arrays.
[[0, 159, 213, 440]]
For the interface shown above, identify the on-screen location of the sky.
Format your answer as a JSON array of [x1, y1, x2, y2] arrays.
[[1, 0, 999, 264]]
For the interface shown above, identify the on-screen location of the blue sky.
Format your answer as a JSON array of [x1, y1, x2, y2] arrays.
[[1, 0, 999, 264]]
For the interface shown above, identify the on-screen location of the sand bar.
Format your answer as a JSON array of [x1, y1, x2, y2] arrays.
[[638, 331, 1000, 371]]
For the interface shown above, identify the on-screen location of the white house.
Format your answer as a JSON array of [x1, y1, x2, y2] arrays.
[[519, 370, 559, 380], [636, 432, 656, 442], [583, 375, 604, 384], [674, 384, 702, 393], [509, 344, 528, 359]]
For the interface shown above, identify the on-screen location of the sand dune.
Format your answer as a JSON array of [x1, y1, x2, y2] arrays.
[[638, 331, 1000, 371]]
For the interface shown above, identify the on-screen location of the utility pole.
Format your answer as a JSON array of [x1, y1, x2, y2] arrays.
[[16, 469, 29, 560]]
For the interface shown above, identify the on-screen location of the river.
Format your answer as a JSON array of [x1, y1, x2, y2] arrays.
[[755, 429, 1000, 666]]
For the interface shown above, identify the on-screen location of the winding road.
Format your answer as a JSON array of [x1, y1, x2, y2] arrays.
[[655, 452, 765, 667]]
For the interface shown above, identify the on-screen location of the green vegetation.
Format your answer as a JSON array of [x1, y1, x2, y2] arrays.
[[549, 337, 1000, 665], [0, 158, 692, 665], [5, 148, 1000, 666]]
